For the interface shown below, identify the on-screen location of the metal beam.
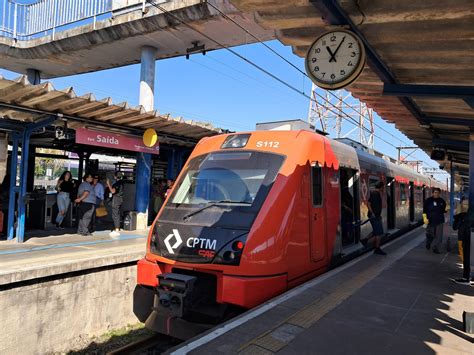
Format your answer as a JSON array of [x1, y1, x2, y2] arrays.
[[423, 116, 474, 127], [432, 138, 469, 150], [384, 84, 474, 99], [310, 0, 424, 122]]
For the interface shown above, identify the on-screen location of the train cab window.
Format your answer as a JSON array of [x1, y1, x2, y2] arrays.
[[311, 165, 323, 206]]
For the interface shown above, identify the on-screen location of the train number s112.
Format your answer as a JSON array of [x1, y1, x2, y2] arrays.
[[256, 141, 280, 148]]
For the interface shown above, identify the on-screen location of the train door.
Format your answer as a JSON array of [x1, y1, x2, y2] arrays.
[[309, 163, 326, 262], [409, 182, 415, 222], [340, 167, 359, 247], [386, 177, 396, 230]]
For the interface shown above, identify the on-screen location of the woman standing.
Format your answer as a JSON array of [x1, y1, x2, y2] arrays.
[[55, 171, 73, 229], [106, 171, 124, 238]]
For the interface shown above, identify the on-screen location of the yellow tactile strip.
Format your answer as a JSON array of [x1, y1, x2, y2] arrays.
[[238, 258, 390, 354]]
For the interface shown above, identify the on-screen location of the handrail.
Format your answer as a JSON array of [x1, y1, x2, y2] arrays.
[[0, 0, 113, 40]]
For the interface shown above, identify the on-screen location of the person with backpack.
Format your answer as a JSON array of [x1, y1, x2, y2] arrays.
[[423, 188, 447, 254]]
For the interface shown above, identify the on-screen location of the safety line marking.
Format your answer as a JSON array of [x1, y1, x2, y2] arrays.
[[170, 227, 424, 355]]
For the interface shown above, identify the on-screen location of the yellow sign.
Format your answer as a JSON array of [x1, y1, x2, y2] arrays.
[[143, 128, 158, 147]]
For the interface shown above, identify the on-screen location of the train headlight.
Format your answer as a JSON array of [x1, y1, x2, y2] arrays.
[[213, 234, 247, 266], [221, 134, 250, 149]]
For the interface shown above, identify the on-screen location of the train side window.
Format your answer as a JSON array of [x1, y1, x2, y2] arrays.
[[311, 165, 323, 206], [400, 183, 407, 202]]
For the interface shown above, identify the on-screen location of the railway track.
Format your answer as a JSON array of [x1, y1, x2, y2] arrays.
[[107, 334, 181, 355]]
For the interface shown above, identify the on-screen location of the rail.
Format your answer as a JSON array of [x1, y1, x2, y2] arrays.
[[0, 0, 113, 40]]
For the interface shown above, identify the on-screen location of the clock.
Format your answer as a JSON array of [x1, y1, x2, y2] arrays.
[[305, 29, 366, 90]]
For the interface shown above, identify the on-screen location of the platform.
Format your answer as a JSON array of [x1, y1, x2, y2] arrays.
[[0, 228, 148, 285], [0, 228, 149, 354], [172, 227, 474, 355]]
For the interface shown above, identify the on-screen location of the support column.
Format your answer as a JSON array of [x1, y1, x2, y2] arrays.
[[7, 133, 20, 240], [135, 46, 156, 229], [470, 138, 474, 210], [16, 131, 30, 242], [139, 46, 156, 112], [27, 145, 36, 192], [167, 149, 176, 179], [135, 152, 152, 229], [449, 162, 455, 225], [26, 68, 41, 85]]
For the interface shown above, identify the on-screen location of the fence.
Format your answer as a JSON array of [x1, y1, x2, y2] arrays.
[[0, 0, 113, 40]]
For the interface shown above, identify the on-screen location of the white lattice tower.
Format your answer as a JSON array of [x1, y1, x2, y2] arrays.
[[307, 84, 375, 149]]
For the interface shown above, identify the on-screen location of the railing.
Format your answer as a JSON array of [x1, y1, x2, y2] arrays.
[[0, 0, 113, 40]]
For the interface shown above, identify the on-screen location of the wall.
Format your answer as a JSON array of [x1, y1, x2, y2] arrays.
[[0, 263, 138, 354]]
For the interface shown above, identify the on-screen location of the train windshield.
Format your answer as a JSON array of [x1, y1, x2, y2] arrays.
[[159, 150, 285, 229]]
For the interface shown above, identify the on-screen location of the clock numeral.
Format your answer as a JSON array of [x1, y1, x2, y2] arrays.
[[331, 74, 336, 80], [330, 35, 336, 41], [321, 72, 326, 78], [322, 40, 326, 45], [348, 42, 353, 48], [314, 66, 319, 72], [348, 61, 354, 66], [312, 58, 317, 63], [340, 70, 346, 76], [315, 48, 321, 54], [351, 52, 356, 57]]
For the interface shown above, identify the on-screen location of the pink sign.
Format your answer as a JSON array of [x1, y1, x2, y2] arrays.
[[75, 127, 160, 155]]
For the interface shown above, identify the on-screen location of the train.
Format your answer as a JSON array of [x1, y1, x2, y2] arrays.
[[133, 121, 447, 339]]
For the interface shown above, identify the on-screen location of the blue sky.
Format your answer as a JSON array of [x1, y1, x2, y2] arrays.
[[0, 40, 448, 179]]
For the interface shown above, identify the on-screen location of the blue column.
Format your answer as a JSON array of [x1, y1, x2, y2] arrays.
[[7, 133, 20, 240], [449, 163, 455, 225], [16, 131, 30, 242], [167, 149, 176, 179], [470, 140, 474, 211], [135, 152, 152, 213]]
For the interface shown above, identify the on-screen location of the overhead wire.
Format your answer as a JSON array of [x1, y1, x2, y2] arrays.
[[204, 0, 447, 175], [146, 0, 447, 176], [145, 0, 403, 150], [206, 1, 412, 148]]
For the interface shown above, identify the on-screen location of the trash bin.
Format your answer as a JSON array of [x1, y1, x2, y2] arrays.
[[123, 211, 137, 231]]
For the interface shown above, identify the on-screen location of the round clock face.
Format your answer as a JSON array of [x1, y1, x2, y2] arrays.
[[305, 30, 366, 90]]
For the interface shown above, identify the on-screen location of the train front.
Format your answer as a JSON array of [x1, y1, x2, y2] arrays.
[[133, 133, 290, 339]]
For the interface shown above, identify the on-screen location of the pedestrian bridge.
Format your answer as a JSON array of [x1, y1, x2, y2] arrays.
[[0, 0, 275, 78]]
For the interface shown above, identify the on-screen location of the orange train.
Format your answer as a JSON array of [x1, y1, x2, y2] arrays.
[[133, 125, 447, 339]]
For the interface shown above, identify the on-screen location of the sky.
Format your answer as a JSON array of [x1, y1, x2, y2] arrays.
[[0, 39, 449, 180]]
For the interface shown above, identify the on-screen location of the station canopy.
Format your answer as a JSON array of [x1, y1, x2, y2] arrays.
[[231, 0, 474, 181], [0, 74, 227, 147]]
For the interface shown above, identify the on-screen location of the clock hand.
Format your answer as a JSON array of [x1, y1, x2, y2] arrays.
[[326, 46, 336, 62], [330, 36, 346, 62]]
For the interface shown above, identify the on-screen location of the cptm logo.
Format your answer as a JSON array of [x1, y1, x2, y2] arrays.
[[164, 229, 183, 254]]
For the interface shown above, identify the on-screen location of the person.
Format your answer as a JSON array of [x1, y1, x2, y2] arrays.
[[341, 187, 354, 244], [423, 188, 447, 254], [90, 175, 105, 233], [165, 179, 174, 198], [360, 181, 387, 255], [0, 174, 10, 236], [452, 199, 472, 285], [106, 171, 124, 238], [74, 173, 96, 236], [55, 171, 74, 229]]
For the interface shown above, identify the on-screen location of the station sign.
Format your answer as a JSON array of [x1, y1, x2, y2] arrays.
[[75, 127, 160, 155]]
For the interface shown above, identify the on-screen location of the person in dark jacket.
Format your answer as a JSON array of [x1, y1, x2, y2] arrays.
[[423, 188, 447, 254], [106, 171, 124, 238], [360, 181, 387, 255], [452, 200, 472, 285]]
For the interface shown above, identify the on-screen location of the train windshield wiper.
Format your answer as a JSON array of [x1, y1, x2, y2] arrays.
[[182, 200, 251, 221]]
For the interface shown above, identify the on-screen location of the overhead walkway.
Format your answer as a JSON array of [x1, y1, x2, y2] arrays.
[[170, 227, 474, 355]]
